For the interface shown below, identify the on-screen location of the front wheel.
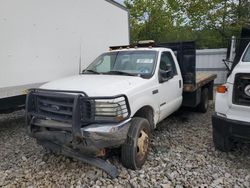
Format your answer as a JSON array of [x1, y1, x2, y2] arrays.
[[121, 117, 150, 170]]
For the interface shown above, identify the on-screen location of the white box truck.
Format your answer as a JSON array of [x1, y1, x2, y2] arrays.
[[0, 0, 129, 111]]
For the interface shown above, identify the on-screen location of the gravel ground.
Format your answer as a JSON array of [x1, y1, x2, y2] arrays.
[[0, 105, 250, 188]]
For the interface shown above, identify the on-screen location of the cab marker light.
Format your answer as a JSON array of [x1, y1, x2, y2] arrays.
[[217, 85, 227, 93], [23, 89, 28, 94]]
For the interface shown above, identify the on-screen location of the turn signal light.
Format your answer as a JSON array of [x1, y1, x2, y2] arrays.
[[217, 85, 227, 93]]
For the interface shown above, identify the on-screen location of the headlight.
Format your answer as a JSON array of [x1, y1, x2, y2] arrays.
[[94, 96, 129, 122], [244, 85, 250, 97], [95, 102, 122, 116]]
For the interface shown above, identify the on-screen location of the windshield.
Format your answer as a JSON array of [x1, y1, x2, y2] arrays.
[[84, 50, 158, 78], [242, 44, 250, 62]]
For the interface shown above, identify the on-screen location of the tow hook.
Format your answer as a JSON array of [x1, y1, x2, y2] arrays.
[[96, 148, 106, 157]]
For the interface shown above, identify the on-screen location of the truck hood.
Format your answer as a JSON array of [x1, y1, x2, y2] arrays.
[[228, 62, 250, 83], [40, 74, 148, 96]]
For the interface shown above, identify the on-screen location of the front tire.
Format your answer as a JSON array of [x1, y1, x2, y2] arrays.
[[121, 117, 150, 170]]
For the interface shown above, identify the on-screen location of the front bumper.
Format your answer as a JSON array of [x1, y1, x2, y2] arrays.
[[212, 113, 250, 140], [29, 117, 131, 155]]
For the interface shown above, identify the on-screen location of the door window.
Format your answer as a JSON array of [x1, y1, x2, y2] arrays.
[[159, 52, 177, 75]]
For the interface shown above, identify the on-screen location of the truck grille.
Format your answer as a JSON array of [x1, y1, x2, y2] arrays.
[[28, 90, 94, 124], [233, 73, 250, 106], [37, 95, 74, 123]]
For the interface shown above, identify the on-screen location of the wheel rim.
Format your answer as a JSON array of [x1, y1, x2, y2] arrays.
[[137, 129, 149, 160]]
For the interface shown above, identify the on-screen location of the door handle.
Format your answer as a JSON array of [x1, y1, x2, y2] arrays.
[[179, 80, 182, 88], [152, 89, 158, 95]]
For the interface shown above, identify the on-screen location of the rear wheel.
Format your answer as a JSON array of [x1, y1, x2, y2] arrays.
[[121, 117, 150, 169], [197, 88, 209, 113]]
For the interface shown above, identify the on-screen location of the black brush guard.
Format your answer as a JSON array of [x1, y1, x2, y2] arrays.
[[26, 88, 131, 178]]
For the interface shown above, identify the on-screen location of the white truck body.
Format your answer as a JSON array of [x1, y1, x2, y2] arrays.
[[0, 0, 129, 100], [213, 41, 250, 151], [26, 42, 216, 177]]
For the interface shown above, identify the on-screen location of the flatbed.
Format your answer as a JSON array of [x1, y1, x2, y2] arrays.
[[183, 72, 217, 92]]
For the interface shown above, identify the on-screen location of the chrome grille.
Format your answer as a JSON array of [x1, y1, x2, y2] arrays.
[[36, 94, 75, 123]]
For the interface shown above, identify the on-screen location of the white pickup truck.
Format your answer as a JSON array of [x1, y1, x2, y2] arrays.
[[212, 25, 250, 151], [26, 41, 216, 178]]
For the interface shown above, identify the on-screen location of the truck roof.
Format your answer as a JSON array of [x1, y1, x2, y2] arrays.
[[110, 47, 171, 52]]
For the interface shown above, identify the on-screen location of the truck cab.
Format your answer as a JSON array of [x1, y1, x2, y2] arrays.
[[26, 41, 216, 177], [212, 25, 250, 151], [79, 47, 183, 123]]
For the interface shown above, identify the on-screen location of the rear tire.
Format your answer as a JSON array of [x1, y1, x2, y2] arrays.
[[197, 88, 209, 113], [213, 126, 233, 152], [121, 117, 150, 170]]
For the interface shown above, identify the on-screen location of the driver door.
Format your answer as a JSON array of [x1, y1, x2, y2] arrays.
[[157, 51, 182, 121]]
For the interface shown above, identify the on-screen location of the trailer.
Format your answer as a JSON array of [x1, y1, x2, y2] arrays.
[[0, 0, 129, 111]]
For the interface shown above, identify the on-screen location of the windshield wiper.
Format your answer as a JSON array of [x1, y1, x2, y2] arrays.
[[83, 69, 101, 74], [105, 70, 136, 76]]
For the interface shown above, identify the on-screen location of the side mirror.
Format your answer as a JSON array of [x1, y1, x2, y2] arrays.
[[223, 59, 233, 72], [159, 66, 173, 83], [81, 69, 86, 74], [224, 36, 236, 72]]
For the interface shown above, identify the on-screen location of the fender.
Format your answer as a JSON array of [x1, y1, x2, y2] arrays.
[[128, 94, 160, 128]]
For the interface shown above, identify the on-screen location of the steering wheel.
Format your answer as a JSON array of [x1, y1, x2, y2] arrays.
[[138, 67, 150, 73]]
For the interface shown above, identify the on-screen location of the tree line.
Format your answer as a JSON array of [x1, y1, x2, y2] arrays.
[[124, 0, 250, 49]]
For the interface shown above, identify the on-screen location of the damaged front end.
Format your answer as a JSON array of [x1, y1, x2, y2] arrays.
[[25, 89, 131, 178]]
